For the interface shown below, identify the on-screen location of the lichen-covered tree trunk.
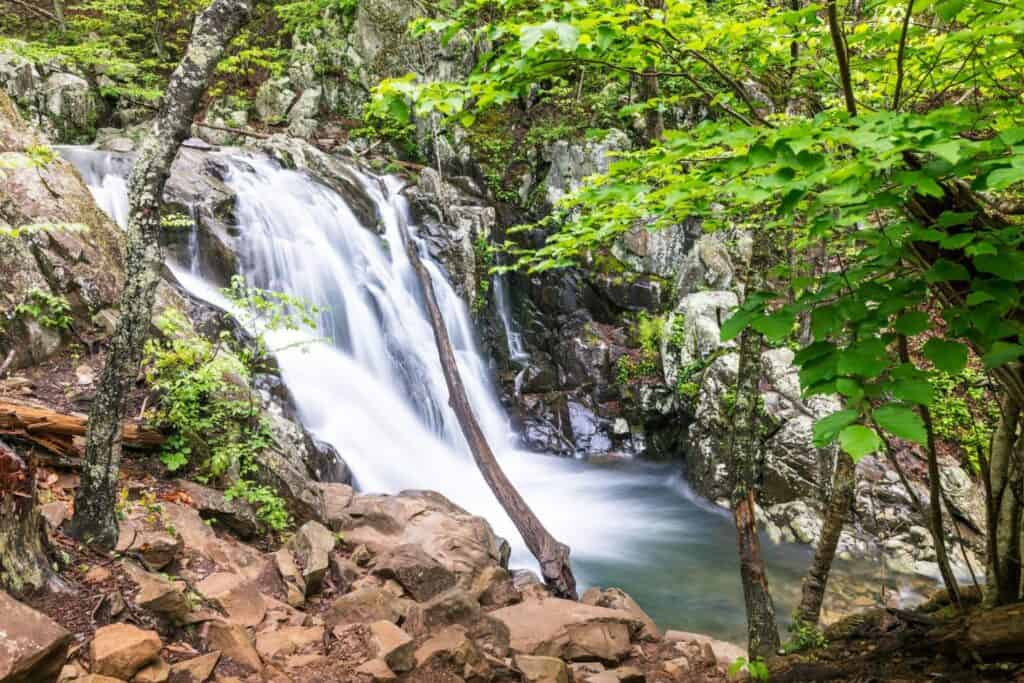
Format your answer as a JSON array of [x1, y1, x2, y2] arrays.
[[0, 440, 60, 596], [728, 230, 780, 659], [399, 222, 578, 599], [984, 396, 1023, 607], [70, 0, 253, 548], [795, 450, 855, 625]]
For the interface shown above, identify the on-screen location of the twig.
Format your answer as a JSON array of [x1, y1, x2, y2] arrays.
[[892, 0, 915, 109], [195, 121, 269, 140], [3, 0, 57, 22]]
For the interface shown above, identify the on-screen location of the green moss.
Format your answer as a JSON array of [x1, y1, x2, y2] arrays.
[[930, 367, 998, 471]]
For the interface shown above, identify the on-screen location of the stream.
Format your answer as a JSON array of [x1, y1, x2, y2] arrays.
[[61, 145, 917, 643]]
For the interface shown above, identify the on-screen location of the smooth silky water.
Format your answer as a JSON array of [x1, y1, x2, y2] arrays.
[[62, 145, 909, 643]]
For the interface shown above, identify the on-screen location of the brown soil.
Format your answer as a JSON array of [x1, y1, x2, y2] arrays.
[[772, 594, 1024, 682]]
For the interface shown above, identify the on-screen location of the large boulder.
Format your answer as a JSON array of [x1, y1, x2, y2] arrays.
[[339, 490, 508, 587], [0, 591, 71, 683], [0, 90, 124, 370], [491, 598, 638, 664]]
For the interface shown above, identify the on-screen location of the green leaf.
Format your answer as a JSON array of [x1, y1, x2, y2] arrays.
[[922, 339, 968, 373], [751, 310, 796, 341], [975, 254, 1024, 282], [813, 409, 860, 447], [888, 378, 934, 405], [873, 404, 927, 444], [838, 425, 882, 462], [893, 311, 929, 336], [984, 166, 1024, 191], [927, 140, 961, 165], [837, 343, 890, 379], [925, 259, 969, 283], [720, 310, 755, 341], [983, 341, 1024, 369]]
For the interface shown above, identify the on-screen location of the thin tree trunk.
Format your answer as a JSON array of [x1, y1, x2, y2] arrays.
[[728, 230, 780, 659], [984, 396, 1022, 607], [895, 335, 962, 607], [794, 450, 855, 625], [0, 440, 62, 597], [70, 0, 253, 548], [52, 0, 65, 30], [398, 223, 578, 599], [640, 0, 665, 144]]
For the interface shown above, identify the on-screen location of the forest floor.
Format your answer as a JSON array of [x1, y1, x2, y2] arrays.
[[773, 588, 1024, 682]]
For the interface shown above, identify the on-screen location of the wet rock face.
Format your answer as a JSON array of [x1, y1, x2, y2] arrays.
[[404, 168, 496, 303]]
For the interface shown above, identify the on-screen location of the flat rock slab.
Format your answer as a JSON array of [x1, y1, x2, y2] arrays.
[[0, 591, 71, 683], [664, 630, 746, 667], [491, 598, 637, 664]]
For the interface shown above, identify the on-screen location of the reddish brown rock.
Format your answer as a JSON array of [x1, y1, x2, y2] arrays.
[[372, 544, 456, 602], [204, 621, 261, 673], [167, 651, 220, 682], [0, 591, 71, 683], [89, 623, 161, 679], [491, 598, 636, 664]]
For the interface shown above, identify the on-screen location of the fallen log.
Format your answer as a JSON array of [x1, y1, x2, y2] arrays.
[[0, 399, 163, 458], [397, 219, 578, 600]]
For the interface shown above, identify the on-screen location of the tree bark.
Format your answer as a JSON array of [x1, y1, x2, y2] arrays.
[[0, 399, 164, 458], [728, 230, 780, 659], [794, 450, 855, 625], [52, 0, 65, 31], [639, 0, 665, 144], [0, 440, 61, 597], [398, 222, 578, 599], [983, 396, 1022, 607], [70, 0, 253, 549]]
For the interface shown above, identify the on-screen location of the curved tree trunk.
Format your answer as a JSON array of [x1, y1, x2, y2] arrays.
[[71, 0, 253, 548], [399, 222, 577, 599], [794, 451, 855, 625], [0, 440, 62, 596]]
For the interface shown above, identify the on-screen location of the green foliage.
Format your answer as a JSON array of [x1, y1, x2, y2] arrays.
[[161, 213, 195, 230], [729, 656, 770, 682], [14, 288, 73, 331], [370, 0, 1024, 468], [144, 282, 319, 532], [275, 0, 357, 42], [785, 619, 828, 654], [930, 368, 999, 471], [616, 354, 658, 385], [473, 233, 495, 314]]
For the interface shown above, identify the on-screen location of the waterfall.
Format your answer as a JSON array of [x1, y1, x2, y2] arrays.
[[63, 144, 876, 642], [492, 272, 530, 365]]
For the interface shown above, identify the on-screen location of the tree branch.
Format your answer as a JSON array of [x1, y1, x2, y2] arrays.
[[2, 0, 57, 22], [892, 0, 915, 109], [827, 0, 858, 116]]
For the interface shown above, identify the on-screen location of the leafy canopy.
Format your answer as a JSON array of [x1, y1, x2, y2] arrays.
[[372, 0, 1024, 462]]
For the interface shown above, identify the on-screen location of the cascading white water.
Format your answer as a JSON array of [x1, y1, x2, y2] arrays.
[[492, 273, 529, 365], [64, 144, 906, 642]]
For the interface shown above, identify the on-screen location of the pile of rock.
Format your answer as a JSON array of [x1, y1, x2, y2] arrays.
[[1, 484, 741, 683]]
